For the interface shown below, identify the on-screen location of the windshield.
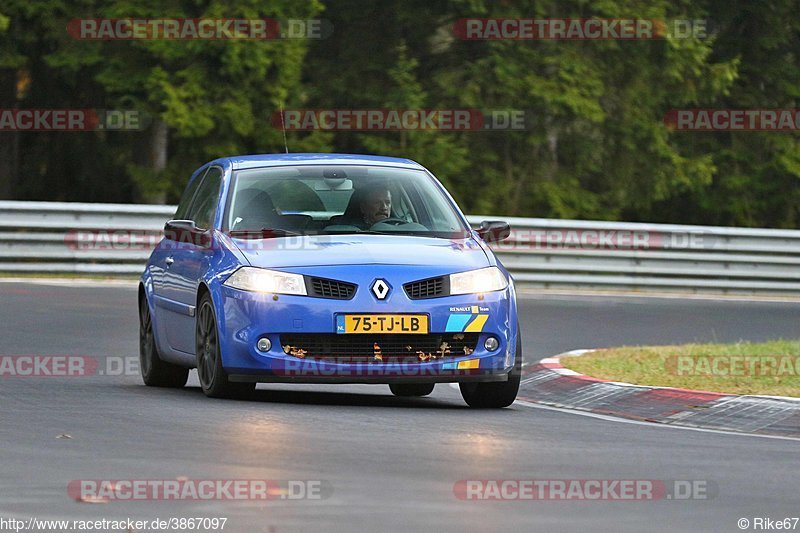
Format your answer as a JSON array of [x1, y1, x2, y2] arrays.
[[225, 165, 470, 238]]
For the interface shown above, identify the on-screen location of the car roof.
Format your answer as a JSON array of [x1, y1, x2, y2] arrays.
[[219, 153, 425, 171]]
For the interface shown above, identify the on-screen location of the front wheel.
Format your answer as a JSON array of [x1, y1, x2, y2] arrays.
[[389, 383, 435, 397], [196, 293, 255, 399], [459, 335, 521, 408]]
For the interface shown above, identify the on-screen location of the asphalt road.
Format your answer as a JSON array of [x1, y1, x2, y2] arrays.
[[1, 281, 799, 533]]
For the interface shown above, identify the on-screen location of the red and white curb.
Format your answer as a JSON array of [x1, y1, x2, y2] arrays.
[[518, 350, 800, 438]]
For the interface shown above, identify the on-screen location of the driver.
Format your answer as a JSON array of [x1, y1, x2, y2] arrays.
[[359, 186, 392, 226]]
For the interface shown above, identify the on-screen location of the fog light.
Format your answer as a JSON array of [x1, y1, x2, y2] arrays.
[[484, 337, 499, 352], [256, 338, 272, 352]]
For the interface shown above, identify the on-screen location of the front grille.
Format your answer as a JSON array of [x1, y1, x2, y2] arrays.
[[280, 333, 479, 363], [308, 277, 356, 300], [404, 276, 447, 299]]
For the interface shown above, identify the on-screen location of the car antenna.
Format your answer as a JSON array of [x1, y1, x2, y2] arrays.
[[279, 103, 289, 154]]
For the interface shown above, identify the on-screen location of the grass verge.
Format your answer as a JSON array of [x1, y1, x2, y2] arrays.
[[560, 340, 800, 397]]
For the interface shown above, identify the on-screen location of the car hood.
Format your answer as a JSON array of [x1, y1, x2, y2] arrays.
[[231, 234, 491, 270]]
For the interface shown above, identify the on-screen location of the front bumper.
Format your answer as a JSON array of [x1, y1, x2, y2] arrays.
[[215, 265, 517, 384]]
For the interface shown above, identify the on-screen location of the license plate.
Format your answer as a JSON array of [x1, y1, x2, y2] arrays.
[[337, 314, 429, 334]]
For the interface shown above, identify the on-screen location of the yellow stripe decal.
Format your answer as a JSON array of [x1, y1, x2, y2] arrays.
[[464, 314, 488, 332]]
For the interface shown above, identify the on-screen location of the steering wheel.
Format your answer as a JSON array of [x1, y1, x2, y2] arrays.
[[371, 217, 408, 227]]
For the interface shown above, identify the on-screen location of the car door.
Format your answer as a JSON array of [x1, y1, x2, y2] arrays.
[[161, 166, 223, 354], [150, 166, 207, 312]]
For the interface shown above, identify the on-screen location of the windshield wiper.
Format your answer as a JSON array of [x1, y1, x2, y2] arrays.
[[323, 229, 448, 238], [322, 229, 397, 235], [228, 228, 302, 239]]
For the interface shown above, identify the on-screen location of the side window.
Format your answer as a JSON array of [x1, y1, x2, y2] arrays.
[[186, 167, 223, 230], [174, 167, 208, 220]]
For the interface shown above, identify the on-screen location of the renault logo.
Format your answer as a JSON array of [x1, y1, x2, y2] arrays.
[[371, 279, 391, 300]]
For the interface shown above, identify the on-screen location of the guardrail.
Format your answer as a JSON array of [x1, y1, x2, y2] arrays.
[[1, 200, 800, 295]]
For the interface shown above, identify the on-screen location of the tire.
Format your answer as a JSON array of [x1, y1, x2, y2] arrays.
[[459, 333, 521, 408], [139, 295, 189, 388], [195, 293, 255, 399], [389, 383, 435, 397]]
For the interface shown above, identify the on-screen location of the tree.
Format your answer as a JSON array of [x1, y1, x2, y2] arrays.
[[0, 0, 326, 202]]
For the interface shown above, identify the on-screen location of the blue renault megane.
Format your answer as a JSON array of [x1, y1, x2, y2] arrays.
[[139, 153, 521, 407]]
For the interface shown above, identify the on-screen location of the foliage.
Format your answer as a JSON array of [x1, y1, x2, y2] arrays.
[[0, 0, 797, 227]]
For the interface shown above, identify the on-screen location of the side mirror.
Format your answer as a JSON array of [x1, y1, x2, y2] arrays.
[[476, 220, 511, 243], [164, 220, 210, 247]]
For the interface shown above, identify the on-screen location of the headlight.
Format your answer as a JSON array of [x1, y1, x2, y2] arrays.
[[223, 267, 307, 295], [449, 266, 508, 295]]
